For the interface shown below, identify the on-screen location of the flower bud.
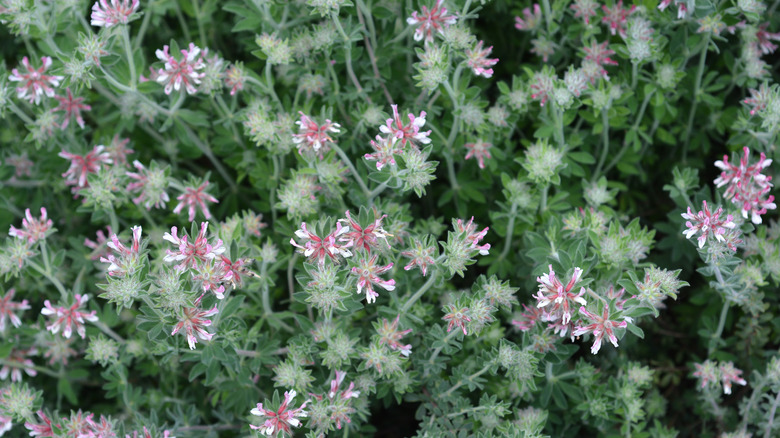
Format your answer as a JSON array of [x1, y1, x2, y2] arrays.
[[86, 335, 119, 367]]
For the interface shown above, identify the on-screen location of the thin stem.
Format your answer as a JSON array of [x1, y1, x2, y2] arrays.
[[133, 8, 152, 51], [367, 182, 388, 204], [631, 62, 638, 90], [764, 390, 780, 438], [440, 362, 492, 399], [94, 320, 126, 344], [332, 14, 371, 104], [593, 109, 610, 182], [741, 380, 767, 431], [498, 202, 518, 260], [108, 207, 120, 234], [122, 24, 136, 88], [682, 34, 710, 164], [178, 122, 238, 191], [427, 329, 460, 369], [708, 289, 730, 356], [400, 270, 438, 313], [356, 0, 393, 105], [540, 184, 549, 213], [541, 0, 553, 35], [264, 63, 283, 108], [331, 143, 371, 197], [7, 101, 35, 125], [192, 0, 208, 47], [173, 1, 192, 42], [270, 155, 281, 224], [261, 261, 272, 315], [552, 105, 565, 149], [604, 89, 655, 174]]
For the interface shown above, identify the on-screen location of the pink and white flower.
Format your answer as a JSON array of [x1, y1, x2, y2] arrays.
[[719, 361, 747, 395], [9, 207, 53, 245], [601, 0, 636, 37], [290, 222, 353, 266], [54, 88, 91, 129], [100, 225, 143, 277], [515, 4, 543, 30], [573, 305, 629, 354], [292, 112, 341, 158], [41, 294, 98, 339], [338, 210, 391, 253], [250, 390, 310, 436], [59, 145, 112, 190], [379, 105, 431, 148], [90, 0, 139, 27], [155, 43, 206, 95], [163, 222, 226, 271], [406, 0, 457, 43], [465, 41, 499, 78], [171, 294, 218, 349], [351, 255, 395, 304], [714, 147, 776, 224], [533, 265, 586, 325], [174, 180, 219, 222], [464, 140, 493, 169], [681, 200, 737, 248], [9, 56, 63, 105], [0, 348, 37, 382], [375, 315, 413, 356], [0, 288, 30, 331]]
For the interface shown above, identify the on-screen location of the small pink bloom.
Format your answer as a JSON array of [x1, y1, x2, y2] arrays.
[[338, 210, 391, 253], [530, 68, 556, 107], [41, 294, 98, 339], [406, 0, 457, 43], [171, 294, 218, 349], [533, 265, 586, 325], [364, 135, 402, 170], [54, 88, 91, 129], [250, 390, 310, 435], [719, 362, 747, 395], [84, 226, 113, 261], [105, 135, 135, 167], [443, 303, 471, 335], [0, 348, 37, 382], [743, 83, 772, 116], [692, 360, 720, 390], [601, 0, 636, 37], [59, 145, 112, 190], [9, 56, 63, 105], [755, 23, 780, 55], [464, 140, 493, 169], [0, 288, 31, 331], [511, 303, 545, 331], [100, 225, 143, 277], [570, 0, 598, 25], [351, 255, 395, 304], [224, 63, 246, 95], [379, 105, 431, 148], [582, 40, 618, 80], [375, 315, 413, 356], [163, 222, 226, 271], [290, 222, 353, 266], [174, 180, 219, 221], [681, 200, 737, 249], [573, 305, 629, 354], [9, 207, 53, 244], [400, 238, 436, 277], [24, 410, 54, 437], [465, 41, 499, 78], [292, 112, 341, 158], [126, 160, 170, 210], [90, 0, 139, 27], [155, 43, 206, 95], [714, 147, 776, 224], [515, 4, 543, 30], [454, 217, 491, 255]]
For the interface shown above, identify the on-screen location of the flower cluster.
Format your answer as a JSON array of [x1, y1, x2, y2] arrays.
[[155, 43, 206, 95], [293, 112, 341, 159], [171, 294, 218, 349], [406, 0, 457, 43], [290, 222, 353, 267], [441, 217, 491, 276], [681, 201, 737, 249], [533, 265, 586, 328], [174, 180, 219, 222], [573, 304, 630, 354], [40, 294, 99, 339], [692, 360, 748, 395], [8, 208, 53, 245], [9, 56, 63, 105], [59, 145, 113, 193], [250, 390, 310, 436], [91, 0, 139, 27], [714, 147, 776, 224]]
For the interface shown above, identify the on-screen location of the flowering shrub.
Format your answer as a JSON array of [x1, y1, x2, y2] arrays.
[[0, 0, 779, 436]]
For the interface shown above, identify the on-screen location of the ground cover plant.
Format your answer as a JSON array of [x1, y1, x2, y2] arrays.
[[0, 0, 779, 436]]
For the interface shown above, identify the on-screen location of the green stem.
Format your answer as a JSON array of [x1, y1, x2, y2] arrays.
[[261, 261, 272, 315], [122, 24, 136, 88], [741, 379, 767, 431], [541, 0, 553, 35], [440, 362, 492, 398], [498, 202, 518, 260], [552, 105, 565, 149], [133, 8, 152, 51], [192, 0, 207, 47], [367, 182, 388, 204], [631, 62, 638, 90], [331, 143, 371, 197], [764, 390, 780, 438], [540, 184, 549, 213], [94, 320, 126, 343], [682, 34, 710, 164], [178, 122, 238, 192], [0, 359, 60, 378], [400, 270, 438, 313], [604, 89, 655, 174], [108, 207, 120, 234], [8, 101, 34, 125], [270, 154, 280, 224], [264, 63, 283, 108], [427, 329, 460, 370], [708, 276, 730, 356], [593, 109, 610, 182]]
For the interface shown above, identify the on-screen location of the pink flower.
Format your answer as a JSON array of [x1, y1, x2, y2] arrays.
[[126, 160, 170, 210], [41, 294, 98, 339], [100, 225, 143, 277], [465, 41, 499, 78], [90, 0, 139, 27], [515, 4, 543, 30], [364, 135, 402, 170], [454, 217, 491, 255], [375, 315, 413, 356], [533, 265, 586, 325], [601, 0, 635, 37], [59, 145, 112, 190], [191, 258, 233, 299], [755, 23, 780, 55], [171, 294, 218, 349], [658, 0, 688, 18], [681, 200, 737, 248], [714, 147, 776, 224], [511, 303, 545, 331], [743, 83, 772, 116], [84, 226, 113, 261], [443, 303, 471, 335], [224, 63, 246, 95], [174, 180, 219, 221], [54, 88, 91, 129], [24, 411, 54, 437], [290, 222, 353, 266], [9, 56, 63, 105], [250, 390, 310, 436], [530, 67, 556, 106], [0, 348, 37, 382], [582, 40, 618, 80], [155, 43, 206, 95], [570, 0, 599, 25], [105, 135, 135, 167], [379, 105, 431, 148], [573, 305, 629, 354], [719, 362, 747, 395], [338, 210, 391, 253], [292, 112, 341, 158], [400, 238, 436, 276], [351, 255, 395, 304], [163, 222, 226, 271], [464, 140, 493, 169], [406, 0, 457, 43], [0, 288, 30, 331], [9, 207, 53, 244], [327, 370, 360, 401]]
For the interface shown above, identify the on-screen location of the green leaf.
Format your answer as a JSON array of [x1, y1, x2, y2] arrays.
[[568, 151, 596, 164], [58, 378, 78, 405], [626, 323, 645, 339]]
